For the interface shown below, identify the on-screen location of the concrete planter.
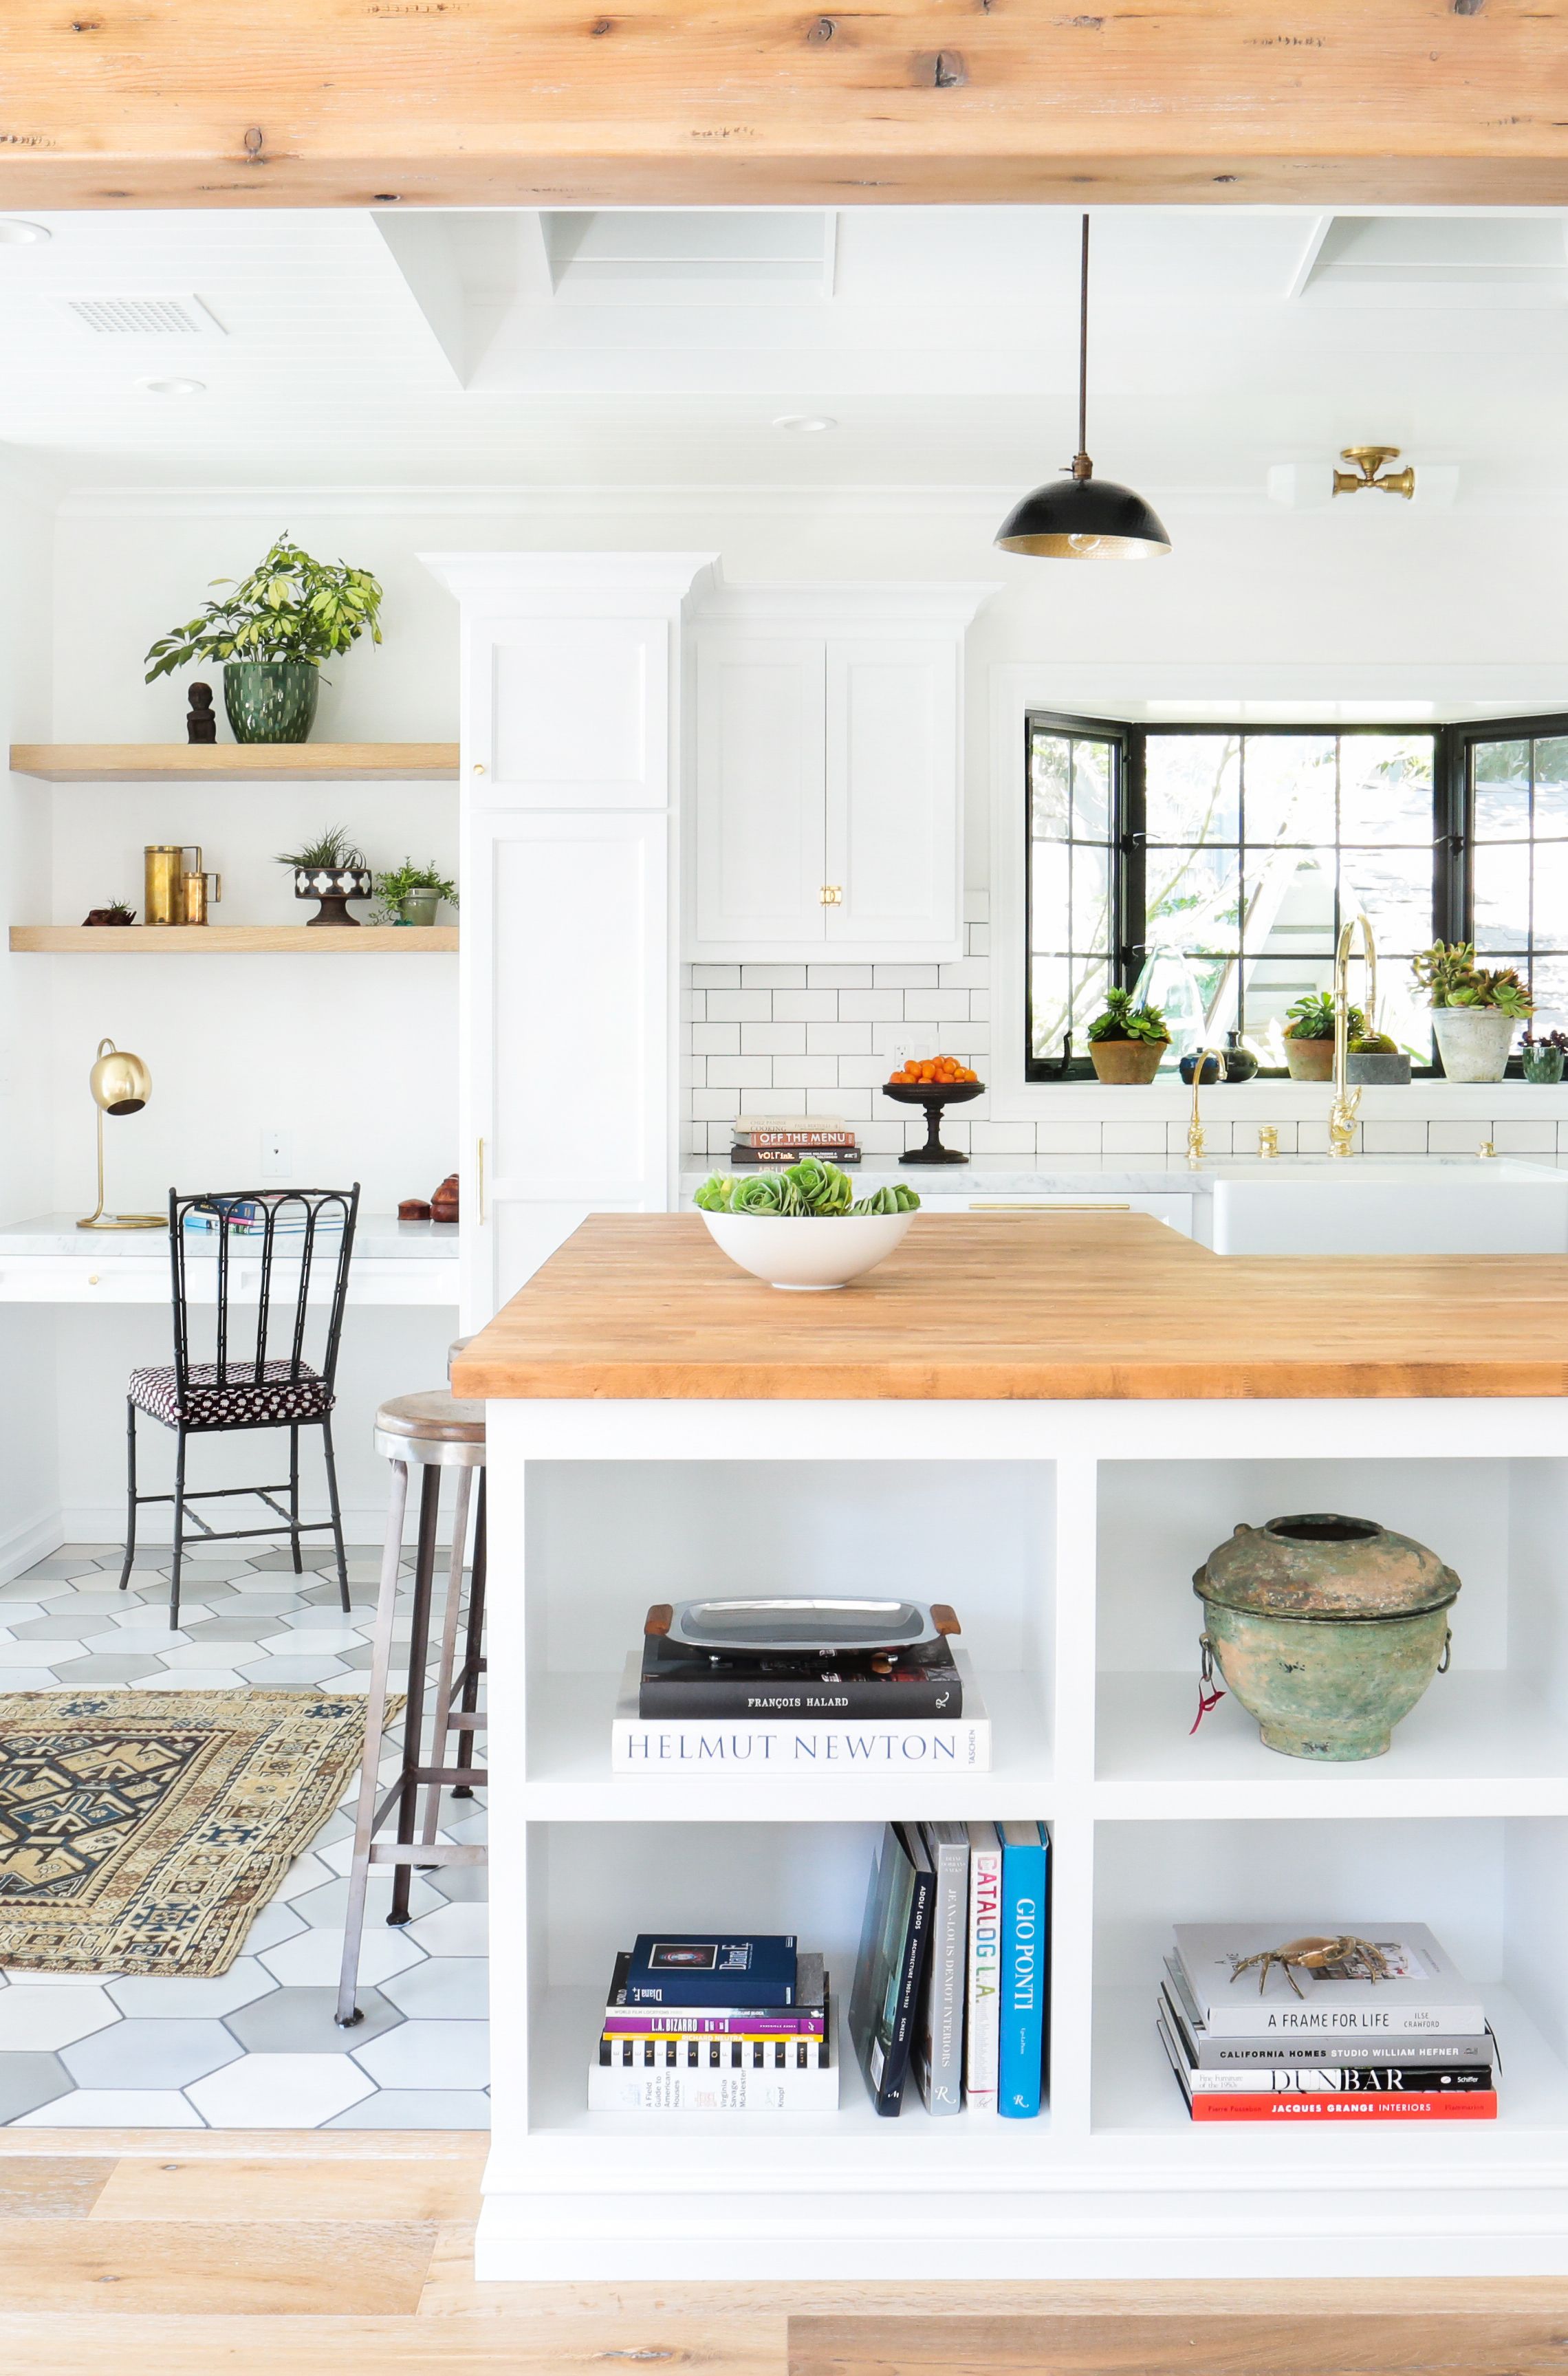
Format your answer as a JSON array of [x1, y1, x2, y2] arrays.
[[1433, 1006, 1516, 1083], [1347, 1049, 1411, 1085]]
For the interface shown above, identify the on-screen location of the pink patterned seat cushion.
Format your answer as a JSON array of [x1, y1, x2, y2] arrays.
[[129, 1360, 333, 1431]]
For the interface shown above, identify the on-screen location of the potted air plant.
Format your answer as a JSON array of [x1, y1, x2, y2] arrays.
[[144, 535, 383, 743], [1413, 942, 1533, 1084], [1283, 990, 1362, 1082], [1523, 1028, 1568, 1085], [1086, 988, 1170, 1085], [276, 825, 373, 925]]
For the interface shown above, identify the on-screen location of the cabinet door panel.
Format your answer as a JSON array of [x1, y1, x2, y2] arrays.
[[826, 638, 959, 950], [693, 637, 825, 947], [472, 615, 667, 808]]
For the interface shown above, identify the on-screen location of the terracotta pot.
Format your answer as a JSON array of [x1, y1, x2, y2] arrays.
[[1089, 1037, 1168, 1085], [1283, 1035, 1335, 1081]]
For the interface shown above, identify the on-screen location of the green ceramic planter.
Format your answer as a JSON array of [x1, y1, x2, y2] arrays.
[[1193, 1512, 1459, 1761], [398, 887, 442, 927], [223, 660, 320, 744]]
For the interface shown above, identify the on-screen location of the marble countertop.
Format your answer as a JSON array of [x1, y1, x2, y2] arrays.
[[0, 1212, 460, 1258], [678, 1153, 1567, 1203]]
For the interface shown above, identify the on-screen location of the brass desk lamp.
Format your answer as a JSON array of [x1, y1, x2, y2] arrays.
[[78, 1038, 163, 1230]]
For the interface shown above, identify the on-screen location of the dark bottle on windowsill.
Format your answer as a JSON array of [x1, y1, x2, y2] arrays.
[[1222, 1029, 1259, 1083]]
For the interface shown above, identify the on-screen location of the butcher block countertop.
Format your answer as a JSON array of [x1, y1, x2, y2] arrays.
[[450, 1211, 1568, 1403]]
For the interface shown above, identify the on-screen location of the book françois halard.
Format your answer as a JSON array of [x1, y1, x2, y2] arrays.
[[610, 1654, 990, 1775]]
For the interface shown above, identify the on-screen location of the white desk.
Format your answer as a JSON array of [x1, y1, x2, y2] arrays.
[[0, 1214, 460, 1306]]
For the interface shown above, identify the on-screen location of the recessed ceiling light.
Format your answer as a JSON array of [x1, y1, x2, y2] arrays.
[[772, 413, 837, 433], [135, 376, 206, 396], [0, 220, 50, 246]]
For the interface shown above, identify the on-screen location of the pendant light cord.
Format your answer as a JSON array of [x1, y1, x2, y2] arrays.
[[1073, 212, 1093, 481]]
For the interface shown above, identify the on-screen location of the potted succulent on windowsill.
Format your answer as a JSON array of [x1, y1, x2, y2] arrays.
[[1412, 942, 1533, 1083], [1283, 990, 1363, 1082], [373, 860, 459, 926], [1086, 988, 1170, 1085], [1522, 1028, 1568, 1085], [1347, 1030, 1412, 1087], [276, 825, 373, 925], [144, 535, 384, 744]]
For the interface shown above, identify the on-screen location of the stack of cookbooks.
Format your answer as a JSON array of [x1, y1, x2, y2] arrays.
[[589, 1934, 837, 2111], [849, 1819, 1050, 2119], [1158, 1923, 1498, 2123], [729, 1114, 860, 1166], [611, 1595, 990, 1774]]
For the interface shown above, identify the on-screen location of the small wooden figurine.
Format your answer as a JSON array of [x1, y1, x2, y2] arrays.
[[186, 682, 217, 744], [430, 1173, 459, 1225], [398, 1198, 433, 1222]]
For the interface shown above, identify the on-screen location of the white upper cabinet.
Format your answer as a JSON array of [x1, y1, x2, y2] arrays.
[[685, 583, 996, 963]]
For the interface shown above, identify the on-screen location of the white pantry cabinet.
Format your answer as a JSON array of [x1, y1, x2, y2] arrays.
[[686, 582, 997, 963]]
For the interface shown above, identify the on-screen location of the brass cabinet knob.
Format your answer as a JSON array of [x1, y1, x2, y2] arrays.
[[87, 1274, 99, 1285], [818, 884, 843, 907], [472, 761, 486, 776]]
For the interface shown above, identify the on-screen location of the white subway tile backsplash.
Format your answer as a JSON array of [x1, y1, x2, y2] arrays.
[[692, 1023, 741, 1056], [806, 1022, 875, 1055], [807, 964, 875, 989], [741, 1022, 808, 1056], [815, 1087, 872, 1121], [693, 1089, 742, 1121], [1362, 1120, 1428, 1155], [838, 989, 906, 1023], [772, 1054, 842, 1088], [970, 992, 990, 1022], [682, 989, 706, 1023], [966, 923, 990, 958], [1296, 1118, 1333, 1156], [1036, 1122, 1104, 1157], [741, 963, 809, 989], [858, 1120, 908, 1155], [902, 990, 971, 1023], [707, 1056, 774, 1090], [837, 1053, 896, 1090], [706, 990, 774, 1023], [1491, 1120, 1556, 1154], [772, 990, 840, 1023], [969, 1122, 1038, 1155], [938, 959, 989, 990], [692, 964, 741, 990], [1100, 1120, 1168, 1155], [873, 964, 940, 990], [1428, 1120, 1489, 1153], [964, 890, 990, 924]]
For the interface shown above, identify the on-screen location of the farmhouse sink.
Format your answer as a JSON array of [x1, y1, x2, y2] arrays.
[[1205, 1157, 1568, 1256]]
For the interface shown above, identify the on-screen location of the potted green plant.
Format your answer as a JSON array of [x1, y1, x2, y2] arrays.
[[1412, 942, 1532, 1083], [276, 825, 373, 925], [1086, 988, 1170, 1084], [1283, 990, 1362, 1082], [373, 860, 459, 927], [1347, 1029, 1411, 1087], [144, 536, 384, 744], [1522, 1028, 1568, 1085]]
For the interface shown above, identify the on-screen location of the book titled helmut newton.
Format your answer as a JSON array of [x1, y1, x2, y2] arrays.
[[1173, 1925, 1485, 2036], [611, 1653, 990, 1774]]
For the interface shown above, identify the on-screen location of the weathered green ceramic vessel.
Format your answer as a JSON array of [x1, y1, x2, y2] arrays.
[[1193, 1513, 1459, 1762]]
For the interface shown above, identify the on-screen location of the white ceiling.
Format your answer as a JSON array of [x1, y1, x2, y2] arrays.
[[1, 204, 1566, 499]]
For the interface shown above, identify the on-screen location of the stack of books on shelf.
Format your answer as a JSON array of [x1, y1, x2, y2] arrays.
[[850, 1820, 1050, 2118], [729, 1115, 860, 1166], [589, 1934, 836, 2112], [611, 1595, 990, 1774], [1158, 1923, 1499, 2123]]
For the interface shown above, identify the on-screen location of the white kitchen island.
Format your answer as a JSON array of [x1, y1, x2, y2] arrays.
[[454, 1210, 1568, 2280]]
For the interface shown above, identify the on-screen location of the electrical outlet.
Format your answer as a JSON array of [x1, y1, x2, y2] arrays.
[[874, 1025, 939, 1065], [261, 1129, 291, 1181]]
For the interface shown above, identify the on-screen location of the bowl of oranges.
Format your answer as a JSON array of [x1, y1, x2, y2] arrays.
[[882, 1055, 984, 1164]]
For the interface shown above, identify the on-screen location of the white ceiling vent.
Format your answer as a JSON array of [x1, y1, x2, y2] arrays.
[[63, 294, 226, 336], [541, 212, 835, 302]]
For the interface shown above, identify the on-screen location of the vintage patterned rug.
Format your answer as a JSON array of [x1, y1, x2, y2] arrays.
[[0, 1690, 394, 1976]]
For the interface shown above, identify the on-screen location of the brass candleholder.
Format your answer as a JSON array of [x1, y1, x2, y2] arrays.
[[77, 1038, 164, 1230]]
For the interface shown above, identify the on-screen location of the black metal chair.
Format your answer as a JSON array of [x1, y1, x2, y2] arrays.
[[118, 1186, 360, 1628]]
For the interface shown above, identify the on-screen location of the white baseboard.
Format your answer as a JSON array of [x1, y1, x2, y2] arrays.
[[0, 1507, 66, 1585]]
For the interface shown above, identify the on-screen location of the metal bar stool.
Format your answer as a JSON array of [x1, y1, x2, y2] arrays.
[[335, 1385, 488, 2029]]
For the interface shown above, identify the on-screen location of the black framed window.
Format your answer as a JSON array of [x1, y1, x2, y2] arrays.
[[1024, 710, 1551, 1080]]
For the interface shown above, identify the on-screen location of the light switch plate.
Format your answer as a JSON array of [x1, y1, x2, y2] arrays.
[[261, 1129, 291, 1180]]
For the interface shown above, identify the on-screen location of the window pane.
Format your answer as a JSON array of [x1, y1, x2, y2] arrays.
[[1030, 734, 1071, 838], [1241, 845, 1336, 955], [1030, 957, 1072, 1060], [1146, 844, 1241, 953], [1238, 957, 1335, 1055], [1071, 740, 1113, 840], [1530, 953, 1568, 1029], [1340, 847, 1433, 960], [1071, 841, 1111, 957], [1534, 738, 1568, 838], [1243, 735, 1336, 845], [1067, 957, 1110, 1053], [1030, 840, 1070, 953], [1532, 840, 1568, 948], [1473, 844, 1532, 955], [1339, 734, 1435, 846], [1144, 736, 1241, 843], [1473, 739, 1530, 840]]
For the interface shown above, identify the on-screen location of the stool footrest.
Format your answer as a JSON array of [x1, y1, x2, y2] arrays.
[[367, 1842, 487, 1868]]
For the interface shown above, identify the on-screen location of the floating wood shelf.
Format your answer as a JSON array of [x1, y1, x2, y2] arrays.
[[9, 742, 459, 783], [9, 926, 459, 953]]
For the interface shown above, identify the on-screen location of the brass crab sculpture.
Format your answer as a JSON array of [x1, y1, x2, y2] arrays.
[[1230, 1934, 1392, 1998]]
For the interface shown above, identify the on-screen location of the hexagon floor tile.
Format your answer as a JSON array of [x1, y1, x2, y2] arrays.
[[107, 1959, 279, 2018], [352, 2019, 490, 2091], [62, 2016, 243, 2089], [226, 1985, 402, 2055], [17, 2089, 206, 2128], [327, 2089, 489, 2128], [186, 2050, 376, 2128]]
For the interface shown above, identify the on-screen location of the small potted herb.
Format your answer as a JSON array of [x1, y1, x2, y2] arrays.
[[1283, 990, 1362, 1082], [145, 535, 383, 743], [1412, 942, 1533, 1082], [1523, 1028, 1568, 1085], [1086, 988, 1170, 1084], [276, 825, 373, 926], [1347, 1029, 1411, 1087], [373, 860, 459, 926]]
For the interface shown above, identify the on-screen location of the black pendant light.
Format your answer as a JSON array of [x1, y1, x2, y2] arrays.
[[994, 215, 1170, 560]]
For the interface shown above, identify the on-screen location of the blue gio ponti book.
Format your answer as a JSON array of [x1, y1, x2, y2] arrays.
[[997, 1822, 1050, 2119], [623, 1934, 798, 2008]]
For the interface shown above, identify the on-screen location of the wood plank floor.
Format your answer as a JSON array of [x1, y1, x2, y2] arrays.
[[3, 2133, 1568, 2375]]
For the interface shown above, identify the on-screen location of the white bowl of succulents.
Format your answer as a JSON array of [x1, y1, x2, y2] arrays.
[[695, 1159, 920, 1289]]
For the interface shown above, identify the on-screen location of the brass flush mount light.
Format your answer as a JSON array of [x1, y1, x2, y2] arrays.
[[1332, 445, 1416, 501]]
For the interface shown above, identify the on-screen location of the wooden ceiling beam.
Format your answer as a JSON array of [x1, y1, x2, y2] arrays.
[[1, 1, 1566, 210]]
